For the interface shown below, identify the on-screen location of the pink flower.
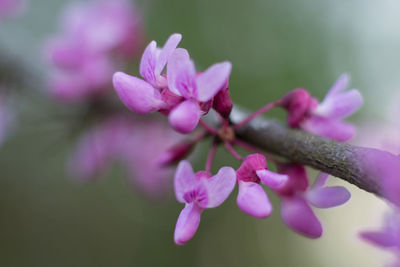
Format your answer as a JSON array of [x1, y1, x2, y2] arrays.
[[356, 148, 400, 208], [279, 74, 363, 141], [0, 0, 25, 18], [166, 48, 231, 133], [60, 0, 142, 56], [68, 116, 183, 198], [174, 161, 236, 245], [276, 164, 350, 238], [361, 210, 400, 250], [235, 154, 288, 218], [44, 0, 143, 102], [113, 34, 182, 113], [360, 209, 400, 267], [113, 33, 232, 134]]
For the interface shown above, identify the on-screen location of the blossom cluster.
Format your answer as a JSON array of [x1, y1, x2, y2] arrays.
[[112, 33, 363, 245], [44, 0, 142, 102], [42, 0, 186, 198], [0, 0, 25, 19]]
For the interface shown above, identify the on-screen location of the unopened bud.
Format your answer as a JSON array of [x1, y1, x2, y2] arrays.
[[157, 141, 194, 167]]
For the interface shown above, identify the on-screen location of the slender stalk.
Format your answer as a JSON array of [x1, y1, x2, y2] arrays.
[[199, 119, 219, 135], [233, 102, 277, 130], [205, 140, 218, 172], [224, 142, 243, 161]]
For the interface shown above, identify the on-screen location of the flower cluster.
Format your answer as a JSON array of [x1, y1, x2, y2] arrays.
[[68, 115, 183, 198], [277, 73, 363, 141], [0, 0, 25, 19], [113, 34, 232, 134], [113, 33, 359, 245], [44, 0, 143, 102]]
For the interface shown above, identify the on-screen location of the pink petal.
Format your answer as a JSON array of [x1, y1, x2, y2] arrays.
[[314, 89, 363, 119], [67, 126, 110, 181], [300, 115, 356, 142], [256, 169, 288, 189], [139, 41, 158, 85], [113, 72, 164, 114], [359, 231, 398, 248], [325, 73, 350, 99], [236, 181, 272, 219], [174, 160, 197, 203], [168, 100, 201, 134], [174, 203, 202, 245], [154, 33, 182, 77], [306, 186, 351, 208], [195, 62, 232, 102], [311, 172, 329, 189], [205, 167, 236, 208], [281, 196, 322, 238], [167, 48, 195, 98]]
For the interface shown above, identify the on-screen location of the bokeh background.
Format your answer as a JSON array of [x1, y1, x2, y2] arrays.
[[1, 0, 399, 266]]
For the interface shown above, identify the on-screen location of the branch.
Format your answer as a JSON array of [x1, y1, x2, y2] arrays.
[[227, 107, 382, 196]]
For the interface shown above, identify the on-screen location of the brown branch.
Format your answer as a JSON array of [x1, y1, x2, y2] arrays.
[[227, 107, 382, 196]]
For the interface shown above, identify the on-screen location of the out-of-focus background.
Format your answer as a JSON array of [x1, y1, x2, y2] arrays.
[[0, 0, 399, 266]]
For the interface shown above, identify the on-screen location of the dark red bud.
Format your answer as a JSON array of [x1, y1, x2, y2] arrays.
[[157, 141, 194, 167], [213, 87, 233, 118], [236, 153, 267, 182], [278, 89, 313, 127]]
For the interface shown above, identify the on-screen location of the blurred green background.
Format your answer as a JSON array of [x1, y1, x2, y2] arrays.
[[1, 0, 399, 266]]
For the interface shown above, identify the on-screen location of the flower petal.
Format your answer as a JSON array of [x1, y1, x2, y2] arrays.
[[300, 115, 356, 142], [359, 231, 398, 248], [139, 41, 158, 85], [325, 73, 350, 99], [168, 100, 201, 134], [195, 62, 232, 102], [174, 160, 197, 203], [281, 196, 322, 238], [205, 167, 236, 208], [311, 172, 329, 189], [307, 186, 351, 208], [154, 33, 182, 77], [314, 89, 363, 120], [113, 72, 164, 114], [167, 48, 195, 98], [237, 181, 272, 219], [256, 169, 288, 189], [174, 203, 202, 245]]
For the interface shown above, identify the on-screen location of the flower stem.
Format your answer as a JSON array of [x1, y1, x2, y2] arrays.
[[233, 102, 277, 130], [224, 142, 243, 161], [205, 140, 218, 172], [199, 119, 219, 135], [233, 138, 280, 164]]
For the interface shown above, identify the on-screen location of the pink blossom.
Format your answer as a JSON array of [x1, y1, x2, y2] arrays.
[[0, 0, 25, 18], [174, 161, 236, 245], [360, 209, 400, 267], [279, 74, 363, 141], [59, 0, 142, 56], [166, 48, 231, 133], [113, 33, 232, 134], [113, 34, 182, 113], [68, 116, 183, 198], [212, 86, 233, 118], [276, 164, 350, 238], [44, 0, 142, 102], [356, 148, 400, 208], [235, 154, 288, 218]]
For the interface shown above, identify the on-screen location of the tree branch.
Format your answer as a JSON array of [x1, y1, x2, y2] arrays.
[[228, 107, 382, 196]]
